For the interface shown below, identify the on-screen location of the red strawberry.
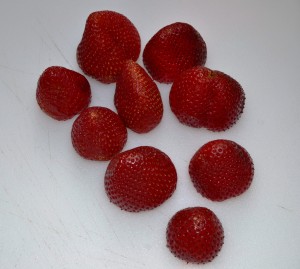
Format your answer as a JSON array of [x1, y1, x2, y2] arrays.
[[77, 10, 141, 84], [143, 22, 207, 83], [36, 66, 91, 121], [71, 107, 127, 161], [104, 146, 177, 212], [114, 60, 163, 133], [189, 139, 254, 201], [169, 66, 245, 131], [166, 207, 224, 264]]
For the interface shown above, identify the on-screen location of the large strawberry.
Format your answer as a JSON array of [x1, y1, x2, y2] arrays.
[[36, 66, 91, 121], [143, 22, 207, 83], [189, 139, 254, 201], [71, 106, 127, 161], [166, 207, 224, 264], [77, 10, 141, 84], [104, 146, 177, 212], [114, 60, 163, 133], [169, 66, 245, 131]]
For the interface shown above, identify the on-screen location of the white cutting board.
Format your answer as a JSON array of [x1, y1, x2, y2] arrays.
[[1, 1, 300, 268]]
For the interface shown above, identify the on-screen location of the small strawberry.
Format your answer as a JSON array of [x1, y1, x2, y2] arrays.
[[71, 107, 127, 161], [143, 22, 207, 83], [77, 10, 141, 84], [104, 146, 177, 212], [114, 60, 163, 133], [166, 207, 224, 264], [169, 66, 245, 131], [36, 66, 91, 121], [189, 139, 254, 201]]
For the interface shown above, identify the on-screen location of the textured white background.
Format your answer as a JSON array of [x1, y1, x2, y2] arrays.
[[1, 1, 300, 268]]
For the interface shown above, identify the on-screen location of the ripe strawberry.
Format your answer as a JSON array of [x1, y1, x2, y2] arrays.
[[36, 66, 91, 121], [166, 207, 224, 264], [169, 66, 245, 131], [189, 139, 254, 201], [77, 10, 141, 84], [114, 60, 163, 133], [143, 22, 207, 83], [104, 146, 177, 212], [71, 107, 127, 161]]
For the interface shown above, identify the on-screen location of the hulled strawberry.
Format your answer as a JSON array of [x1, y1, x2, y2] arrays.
[[114, 60, 163, 133], [169, 66, 245, 131], [189, 139, 254, 201], [36, 66, 91, 120], [77, 10, 141, 84], [166, 207, 224, 264], [104, 146, 177, 212], [143, 22, 207, 83], [71, 106, 127, 161]]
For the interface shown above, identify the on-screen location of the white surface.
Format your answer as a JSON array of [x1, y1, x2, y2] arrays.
[[1, 0, 300, 268]]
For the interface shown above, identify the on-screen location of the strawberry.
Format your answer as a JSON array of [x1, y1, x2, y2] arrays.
[[71, 106, 127, 161], [166, 207, 224, 264], [189, 139, 254, 201], [104, 146, 177, 212], [36, 66, 91, 121], [114, 60, 163, 133], [169, 66, 245, 131], [77, 10, 141, 84], [143, 22, 207, 83]]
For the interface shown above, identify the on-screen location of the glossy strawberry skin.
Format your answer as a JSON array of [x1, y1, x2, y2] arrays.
[[36, 66, 91, 121], [114, 60, 163, 133], [77, 10, 141, 84], [71, 107, 127, 161], [104, 146, 177, 212], [169, 66, 245, 131], [143, 22, 207, 83], [166, 207, 224, 264], [189, 139, 254, 201]]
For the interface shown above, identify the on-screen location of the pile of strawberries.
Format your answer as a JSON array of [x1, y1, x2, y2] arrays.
[[36, 10, 254, 265]]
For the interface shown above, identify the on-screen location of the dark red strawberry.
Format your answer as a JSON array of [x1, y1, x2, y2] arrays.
[[77, 10, 141, 84], [36, 66, 91, 121], [114, 60, 163, 133], [189, 139, 254, 201], [143, 22, 207, 83], [104, 146, 177, 212], [166, 207, 224, 264], [71, 106, 127, 161], [169, 66, 245, 131]]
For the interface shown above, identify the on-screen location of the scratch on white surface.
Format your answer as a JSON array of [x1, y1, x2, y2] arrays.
[[0, 76, 23, 105], [47, 130, 52, 160], [104, 248, 146, 267], [71, 207, 95, 243], [97, 202, 124, 246], [0, 64, 36, 75], [277, 204, 293, 212], [34, 18, 73, 69]]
